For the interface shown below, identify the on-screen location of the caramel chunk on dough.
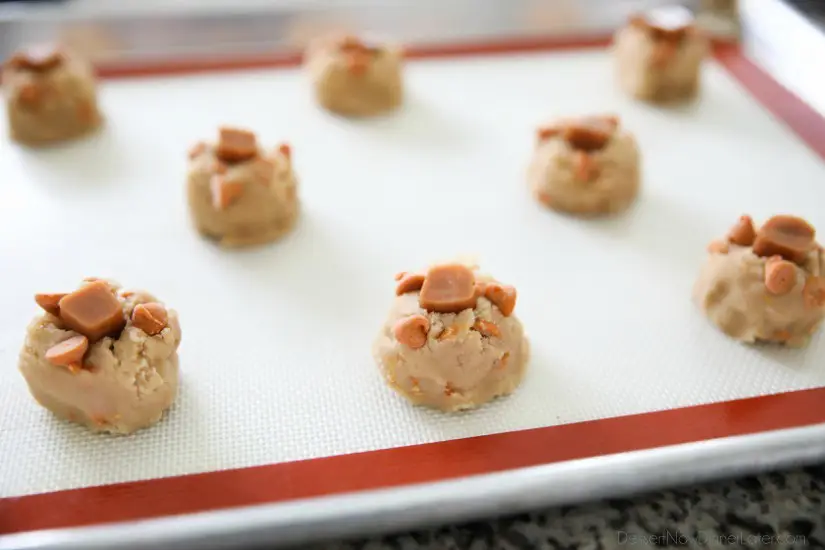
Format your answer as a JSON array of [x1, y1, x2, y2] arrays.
[[396, 273, 426, 296], [727, 215, 757, 247], [484, 283, 517, 317], [35, 293, 67, 316], [562, 116, 619, 152], [131, 302, 168, 336], [210, 176, 245, 211], [216, 127, 258, 163], [753, 215, 816, 265], [419, 264, 477, 314], [393, 314, 430, 349], [58, 280, 126, 342], [764, 258, 797, 296], [45, 335, 88, 368]]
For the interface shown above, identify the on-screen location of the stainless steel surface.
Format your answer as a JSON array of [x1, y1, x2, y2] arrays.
[[4, 424, 825, 550], [0, 0, 703, 63], [0, 1, 820, 549]]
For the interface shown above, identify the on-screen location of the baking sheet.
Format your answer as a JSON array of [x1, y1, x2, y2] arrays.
[[2, 45, 825, 507]]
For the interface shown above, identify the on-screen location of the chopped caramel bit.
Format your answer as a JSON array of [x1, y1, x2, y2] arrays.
[[803, 276, 825, 309], [472, 319, 501, 338], [573, 151, 596, 182], [58, 281, 126, 343], [8, 44, 65, 72], [35, 293, 67, 316], [752, 215, 816, 265], [561, 116, 619, 152], [419, 263, 477, 314], [394, 271, 407, 281], [764, 258, 797, 296], [537, 126, 560, 142], [396, 273, 426, 296], [772, 329, 792, 342], [496, 352, 510, 370], [707, 240, 729, 254], [392, 314, 430, 349], [278, 143, 291, 160], [728, 215, 757, 247], [444, 383, 457, 397], [188, 142, 206, 160], [536, 190, 554, 207], [18, 83, 42, 107], [216, 127, 258, 163], [131, 302, 168, 336], [437, 325, 458, 341], [211, 176, 244, 211], [346, 55, 369, 75], [483, 283, 517, 317], [45, 335, 88, 368]]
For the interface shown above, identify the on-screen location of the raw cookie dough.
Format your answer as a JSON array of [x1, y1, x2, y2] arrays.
[[693, 215, 825, 347], [187, 127, 299, 248], [614, 6, 709, 102], [306, 34, 403, 117], [373, 262, 529, 412], [2, 44, 103, 146], [528, 115, 640, 216], [19, 278, 181, 434]]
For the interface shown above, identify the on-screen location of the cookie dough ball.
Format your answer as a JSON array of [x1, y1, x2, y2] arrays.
[[694, 215, 825, 347], [306, 34, 403, 117], [528, 115, 640, 216], [614, 7, 709, 102], [2, 44, 103, 146], [19, 278, 181, 434], [373, 262, 529, 412], [187, 127, 299, 248]]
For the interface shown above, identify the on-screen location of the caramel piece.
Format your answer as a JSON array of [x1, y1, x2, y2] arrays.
[[58, 280, 126, 342], [752, 215, 816, 265], [484, 283, 517, 317], [394, 271, 407, 281], [573, 151, 596, 182], [764, 258, 797, 296], [45, 335, 88, 368], [131, 302, 168, 336], [803, 276, 825, 309], [396, 273, 426, 296], [562, 116, 619, 152], [707, 240, 729, 254], [472, 319, 501, 338], [188, 142, 206, 160], [35, 293, 67, 316], [495, 351, 510, 370], [419, 264, 477, 314], [278, 143, 291, 160], [211, 176, 244, 211], [216, 127, 258, 163], [537, 126, 560, 142], [437, 325, 458, 341], [727, 215, 757, 247], [9, 44, 64, 72], [392, 314, 429, 349]]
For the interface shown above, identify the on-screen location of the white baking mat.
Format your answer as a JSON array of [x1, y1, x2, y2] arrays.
[[2, 48, 825, 499]]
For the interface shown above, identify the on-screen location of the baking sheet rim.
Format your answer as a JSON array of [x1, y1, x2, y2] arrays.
[[3, 34, 825, 548]]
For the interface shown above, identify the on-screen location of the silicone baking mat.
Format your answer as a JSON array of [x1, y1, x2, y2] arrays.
[[2, 38, 825, 536]]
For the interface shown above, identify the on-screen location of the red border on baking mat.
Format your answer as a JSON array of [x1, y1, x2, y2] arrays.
[[3, 36, 825, 536]]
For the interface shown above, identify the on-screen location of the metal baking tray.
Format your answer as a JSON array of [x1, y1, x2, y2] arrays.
[[2, 1, 825, 549]]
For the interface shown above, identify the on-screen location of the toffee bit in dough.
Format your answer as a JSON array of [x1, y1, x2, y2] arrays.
[[393, 314, 429, 349], [210, 176, 245, 211], [216, 127, 258, 163], [694, 214, 825, 347], [374, 261, 529, 411], [19, 278, 181, 434]]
